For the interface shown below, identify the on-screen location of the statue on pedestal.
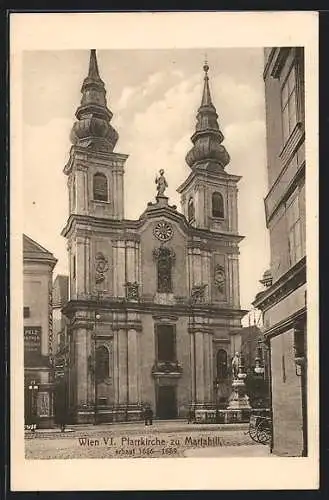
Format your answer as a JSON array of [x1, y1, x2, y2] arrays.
[[231, 352, 240, 379], [155, 169, 168, 196]]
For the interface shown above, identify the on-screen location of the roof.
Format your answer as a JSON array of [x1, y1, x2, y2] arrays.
[[23, 234, 57, 267]]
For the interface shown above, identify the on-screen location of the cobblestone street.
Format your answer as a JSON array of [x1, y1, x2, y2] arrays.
[[25, 421, 270, 459]]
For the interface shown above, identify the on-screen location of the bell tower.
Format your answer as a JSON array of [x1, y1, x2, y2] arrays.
[[64, 49, 128, 221], [177, 62, 241, 234]]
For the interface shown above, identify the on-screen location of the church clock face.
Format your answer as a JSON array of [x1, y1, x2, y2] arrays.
[[153, 221, 174, 242]]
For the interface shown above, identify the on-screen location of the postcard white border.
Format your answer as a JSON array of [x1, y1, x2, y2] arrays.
[[10, 11, 319, 491]]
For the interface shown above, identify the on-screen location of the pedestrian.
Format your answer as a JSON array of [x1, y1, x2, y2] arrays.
[[144, 405, 153, 426], [148, 406, 153, 426]]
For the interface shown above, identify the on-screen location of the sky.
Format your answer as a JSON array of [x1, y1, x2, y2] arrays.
[[22, 48, 270, 314]]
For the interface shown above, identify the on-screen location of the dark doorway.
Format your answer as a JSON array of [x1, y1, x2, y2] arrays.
[[157, 386, 177, 419]]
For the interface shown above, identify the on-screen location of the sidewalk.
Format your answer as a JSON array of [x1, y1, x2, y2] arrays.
[[25, 419, 249, 437]]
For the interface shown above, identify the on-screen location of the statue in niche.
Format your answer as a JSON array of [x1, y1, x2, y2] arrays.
[[231, 352, 240, 379], [214, 264, 225, 294], [155, 169, 168, 196], [153, 247, 175, 293], [95, 252, 109, 284], [191, 283, 208, 304], [125, 281, 139, 301]]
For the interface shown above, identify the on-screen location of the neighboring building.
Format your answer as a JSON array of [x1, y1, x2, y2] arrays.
[[253, 48, 307, 456], [53, 274, 69, 355], [62, 50, 246, 423], [23, 234, 57, 428], [52, 275, 70, 424]]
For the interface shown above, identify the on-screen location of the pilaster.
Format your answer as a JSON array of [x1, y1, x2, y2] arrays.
[[195, 330, 205, 403], [128, 328, 139, 404], [118, 328, 128, 405]]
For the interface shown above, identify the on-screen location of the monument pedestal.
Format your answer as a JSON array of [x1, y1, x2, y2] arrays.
[[226, 375, 252, 423]]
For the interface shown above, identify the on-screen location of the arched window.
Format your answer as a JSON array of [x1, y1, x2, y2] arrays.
[[188, 198, 195, 223], [154, 247, 175, 293], [217, 349, 228, 380], [93, 173, 108, 202], [212, 192, 224, 218], [95, 346, 109, 382]]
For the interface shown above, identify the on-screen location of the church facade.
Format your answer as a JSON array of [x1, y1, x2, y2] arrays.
[[62, 50, 246, 423]]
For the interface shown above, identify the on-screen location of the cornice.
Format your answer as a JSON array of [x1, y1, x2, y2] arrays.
[[263, 307, 306, 340], [263, 47, 290, 80], [253, 257, 306, 311], [177, 168, 241, 194], [63, 298, 247, 321], [61, 212, 244, 244], [63, 146, 129, 175]]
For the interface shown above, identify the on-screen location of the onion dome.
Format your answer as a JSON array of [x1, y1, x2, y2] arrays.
[[70, 49, 119, 152], [185, 62, 230, 169]]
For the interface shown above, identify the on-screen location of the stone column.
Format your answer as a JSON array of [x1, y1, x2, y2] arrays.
[[113, 329, 119, 406], [201, 250, 211, 301], [76, 170, 85, 213], [116, 241, 126, 297], [190, 332, 196, 404], [75, 328, 90, 421], [208, 333, 214, 403], [192, 248, 202, 286], [85, 237, 90, 295], [117, 170, 124, 220], [195, 331, 205, 404], [86, 326, 94, 405], [233, 188, 239, 233], [231, 254, 240, 307], [127, 329, 139, 405], [203, 332, 211, 403], [83, 170, 88, 214], [187, 248, 193, 294], [227, 254, 234, 305], [112, 244, 118, 297], [118, 329, 128, 411], [126, 241, 137, 283]]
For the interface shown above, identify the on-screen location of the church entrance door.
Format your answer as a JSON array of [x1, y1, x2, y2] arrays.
[[157, 386, 177, 419]]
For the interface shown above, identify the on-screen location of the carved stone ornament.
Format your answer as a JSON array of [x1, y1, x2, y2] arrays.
[[214, 264, 225, 293], [125, 281, 139, 301], [153, 246, 176, 262], [95, 252, 109, 284], [191, 283, 208, 304], [153, 221, 174, 242]]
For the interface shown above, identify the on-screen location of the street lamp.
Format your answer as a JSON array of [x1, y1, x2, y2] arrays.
[[28, 380, 39, 431]]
